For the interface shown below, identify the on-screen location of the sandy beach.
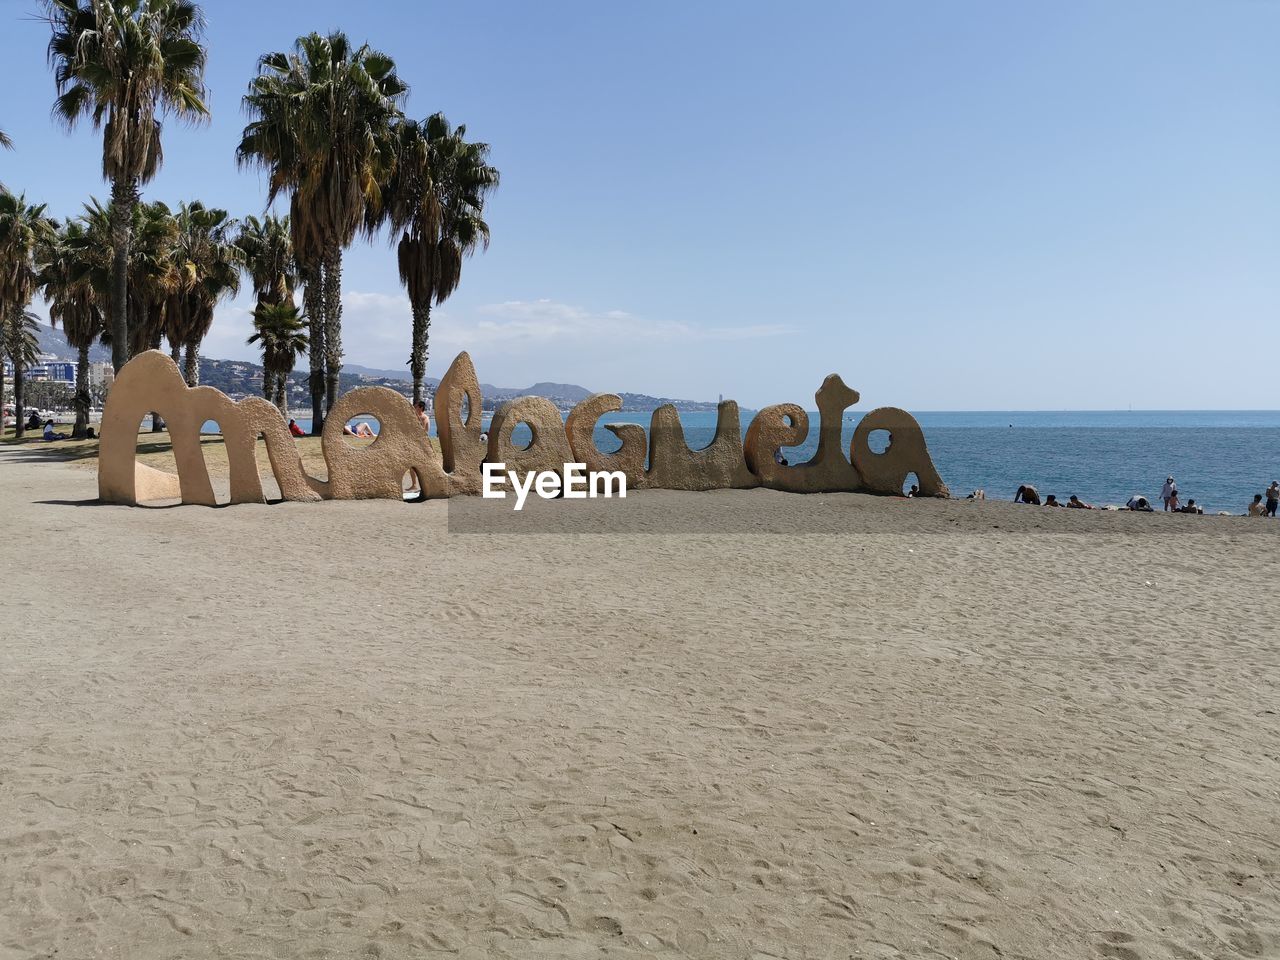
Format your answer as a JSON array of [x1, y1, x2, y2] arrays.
[[2, 447, 1278, 959]]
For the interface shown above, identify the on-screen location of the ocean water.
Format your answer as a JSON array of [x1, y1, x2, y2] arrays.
[[260, 409, 1280, 514]]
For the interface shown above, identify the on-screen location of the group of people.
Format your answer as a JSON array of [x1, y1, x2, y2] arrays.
[[1012, 474, 1279, 517], [1249, 480, 1280, 517]]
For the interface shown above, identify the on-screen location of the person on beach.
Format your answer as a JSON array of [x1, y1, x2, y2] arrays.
[[1248, 494, 1267, 516], [1161, 477, 1178, 512], [288, 419, 306, 437], [405, 401, 432, 495], [1126, 495, 1154, 512], [906, 484, 919, 498], [1178, 499, 1203, 515], [1265, 481, 1279, 518], [1067, 495, 1094, 509], [1014, 485, 1041, 505], [1044, 494, 1062, 507]]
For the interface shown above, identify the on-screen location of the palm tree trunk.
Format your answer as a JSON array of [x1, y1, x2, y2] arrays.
[[302, 267, 325, 434], [0, 355, 6, 437], [72, 343, 90, 439], [274, 371, 288, 420], [109, 177, 139, 373], [183, 343, 199, 387], [410, 299, 431, 405], [170, 338, 181, 367], [13, 362, 26, 439], [322, 246, 343, 416]]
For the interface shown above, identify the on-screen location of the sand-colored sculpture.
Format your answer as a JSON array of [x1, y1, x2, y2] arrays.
[[744, 374, 863, 493], [851, 407, 950, 498], [323, 387, 449, 500], [487, 396, 574, 480], [98, 349, 949, 506], [98, 350, 321, 506], [565, 393, 648, 490], [433, 351, 486, 495], [646, 400, 758, 491]]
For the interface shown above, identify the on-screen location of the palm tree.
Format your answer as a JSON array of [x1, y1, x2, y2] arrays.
[[0, 191, 57, 438], [166, 201, 240, 386], [378, 113, 498, 403], [237, 31, 407, 428], [41, 219, 104, 438], [236, 214, 296, 310], [2, 310, 42, 437], [247, 300, 307, 418], [43, 0, 209, 375], [0, 128, 11, 149]]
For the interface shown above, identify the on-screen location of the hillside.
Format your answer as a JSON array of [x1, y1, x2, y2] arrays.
[[34, 324, 719, 412]]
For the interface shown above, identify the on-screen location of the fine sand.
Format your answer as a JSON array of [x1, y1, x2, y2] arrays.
[[1, 446, 1278, 959]]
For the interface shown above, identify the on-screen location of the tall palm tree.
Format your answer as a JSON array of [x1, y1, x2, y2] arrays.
[[378, 113, 498, 403], [0, 191, 57, 438], [166, 201, 240, 386], [43, 0, 209, 375], [2, 310, 42, 438], [41, 219, 104, 438], [237, 31, 407, 428], [247, 300, 307, 418]]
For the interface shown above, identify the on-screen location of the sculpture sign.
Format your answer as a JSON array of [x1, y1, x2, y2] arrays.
[[97, 350, 949, 506]]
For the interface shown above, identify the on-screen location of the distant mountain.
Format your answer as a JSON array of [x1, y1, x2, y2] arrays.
[[32, 329, 718, 411], [36, 323, 112, 363]]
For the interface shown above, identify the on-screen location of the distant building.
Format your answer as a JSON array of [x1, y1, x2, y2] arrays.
[[89, 362, 114, 391], [2, 355, 76, 386]]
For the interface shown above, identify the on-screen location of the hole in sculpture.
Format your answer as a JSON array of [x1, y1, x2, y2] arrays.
[[342, 416, 381, 446], [204, 419, 230, 506], [460, 394, 470, 424], [132, 414, 181, 506], [868, 429, 892, 454], [403, 469, 422, 500], [509, 421, 534, 451], [904, 472, 920, 496]]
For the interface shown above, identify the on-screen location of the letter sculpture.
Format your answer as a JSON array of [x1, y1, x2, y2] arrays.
[[98, 349, 949, 505]]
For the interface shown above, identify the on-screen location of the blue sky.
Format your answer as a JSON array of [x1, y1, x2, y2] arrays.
[[1, 0, 1276, 408]]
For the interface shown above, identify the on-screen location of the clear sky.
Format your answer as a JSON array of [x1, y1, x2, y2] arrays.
[[1, 0, 1276, 409]]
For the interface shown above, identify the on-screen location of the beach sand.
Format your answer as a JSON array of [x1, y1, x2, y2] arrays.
[[1, 447, 1278, 959]]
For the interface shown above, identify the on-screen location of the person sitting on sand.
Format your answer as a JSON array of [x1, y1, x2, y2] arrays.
[[1126, 495, 1154, 512], [906, 484, 919, 498], [1265, 480, 1280, 518], [1067, 495, 1094, 509], [1044, 494, 1062, 507], [42, 420, 67, 441], [1248, 494, 1267, 516], [1161, 476, 1178, 512], [1014, 484, 1041, 505], [1177, 499, 1203, 515], [288, 418, 306, 437]]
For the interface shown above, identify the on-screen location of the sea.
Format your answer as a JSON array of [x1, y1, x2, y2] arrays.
[[260, 409, 1280, 514]]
